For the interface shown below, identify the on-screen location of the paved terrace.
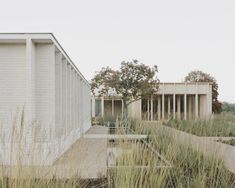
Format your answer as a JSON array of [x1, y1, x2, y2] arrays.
[[54, 126, 109, 179]]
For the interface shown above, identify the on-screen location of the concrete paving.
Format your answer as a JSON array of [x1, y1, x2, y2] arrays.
[[54, 126, 108, 179], [85, 125, 108, 135]]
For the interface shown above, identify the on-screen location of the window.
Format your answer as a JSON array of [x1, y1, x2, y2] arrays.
[[95, 99, 102, 116]]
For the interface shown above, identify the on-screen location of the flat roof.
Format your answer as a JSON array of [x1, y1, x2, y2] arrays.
[[0, 33, 90, 86], [159, 82, 213, 85]]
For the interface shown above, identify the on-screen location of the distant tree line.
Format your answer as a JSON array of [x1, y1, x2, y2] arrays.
[[222, 102, 235, 115]]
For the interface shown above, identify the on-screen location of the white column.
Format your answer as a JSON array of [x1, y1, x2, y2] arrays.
[[173, 94, 176, 119], [112, 99, 114, 116], [207, 84, 212, 117], [147, 97, 150, 120], [73, 71, 76, 129], [60, 56, 63, 132], [177, 95, 181, 119], [78, 77, 82, 131], [101, 97, 104, 117], [80, 81, 84, 133], [151, 96, 153, 121], [69, 66, 72, 133], [121, 99, 124, 118], [158, 95, 161, 120], [195, 94, 199, 118], [184, 94, 187, 120], [55, 52, 63, 136], [75, 74, 78, 127], [168, 96, 171, 119], [26, 38, 35, 123], [162, 94, 165, 120], [66, 64, 71, 135], [71, 69, 74, 131], [188, 96, 192, 119], [62, 59, 67, 135]]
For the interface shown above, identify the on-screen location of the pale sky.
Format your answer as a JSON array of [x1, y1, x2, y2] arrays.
[[0, 0, 234, 102]]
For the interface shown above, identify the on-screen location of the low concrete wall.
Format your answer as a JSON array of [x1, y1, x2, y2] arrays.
[[144, 122, 235, 174]]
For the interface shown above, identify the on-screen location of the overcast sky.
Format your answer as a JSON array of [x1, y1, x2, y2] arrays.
[[0, 0, 234, 102]]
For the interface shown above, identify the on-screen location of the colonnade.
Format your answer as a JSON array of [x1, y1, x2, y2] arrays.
[[92, 97, 124, 118], [142, 94, 201, 121], [0, 34, 92, 165], [55, 51, 91, 138]]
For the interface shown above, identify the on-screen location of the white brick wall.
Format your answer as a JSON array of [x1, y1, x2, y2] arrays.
[[35, 43, 55, 140], [0, 44, 26, 132], [0, 34, 91, 165]]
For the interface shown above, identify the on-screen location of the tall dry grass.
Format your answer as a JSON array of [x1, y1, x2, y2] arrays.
[[0, 110, 106, 188], [109, 117, 235, 188], [0, 111, 235, 187], [165, 113, 235, 137]]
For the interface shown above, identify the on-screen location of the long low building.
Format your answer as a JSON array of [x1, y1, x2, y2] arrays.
[[0, 33, 91, 165], [92, 82, 212, 121]]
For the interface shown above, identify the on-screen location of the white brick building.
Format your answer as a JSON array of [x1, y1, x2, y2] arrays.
[[0, 33, 91, 165]]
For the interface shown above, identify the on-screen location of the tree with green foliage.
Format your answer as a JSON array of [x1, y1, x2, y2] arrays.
[[184, 70, 222, 113], [91, 60, 160, 118]]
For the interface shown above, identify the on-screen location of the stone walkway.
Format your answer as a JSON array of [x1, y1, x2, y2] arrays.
[[54, 126, 108, 179]]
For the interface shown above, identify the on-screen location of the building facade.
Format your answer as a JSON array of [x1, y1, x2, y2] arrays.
[[0, 33, 91, 165], [92, 82, 212, 121]]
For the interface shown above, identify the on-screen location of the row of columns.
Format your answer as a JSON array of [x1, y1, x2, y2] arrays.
[[93, 94, 201, 121], [55, 51, 90, 138], [105, 98, 123, 117], [143, 94, 199, 121], [92, 97, 124, 118]]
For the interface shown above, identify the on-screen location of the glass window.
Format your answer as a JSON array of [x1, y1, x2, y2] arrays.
[[95, 99, 102, 116]]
